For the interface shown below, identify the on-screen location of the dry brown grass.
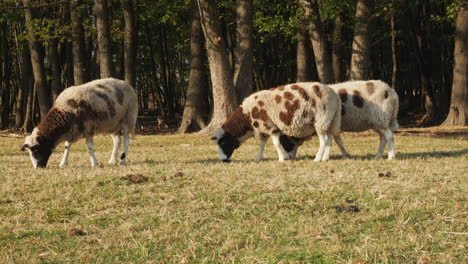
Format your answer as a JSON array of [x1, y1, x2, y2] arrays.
[[0, 127, 466, 263]]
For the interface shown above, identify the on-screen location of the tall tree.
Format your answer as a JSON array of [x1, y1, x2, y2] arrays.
[[350, 0, 374, 80], [70, 0, 89, 85], [299, 0, 334, 84], [16, 43, 34, 129], [197, 0, 237, 134], [0, 21, 12, 129], [178, 0, 210, 133], [332, 11, 346, 83], [122, 0, 137, 87], [23, 0, 51, 120], [296, 28, 315, 82], [233, 0, 253, 103], [95, 0, 113, 78], [442, 6, 467, 126]]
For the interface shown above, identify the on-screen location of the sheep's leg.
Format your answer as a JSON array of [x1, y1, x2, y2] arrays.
[[290, 144, 299, 159], [59, 141, 71, 168], [314, 133, 327, 162], [85, 136, 99, 167], [119, 132, 130, 165], [254, 136, 267, 161], [321, 133, 333, 161], [384, 129, 395, 160], [270, 134, 286, 162], [108, 134, 122, 164], [375, 129, 387, 159], [333, 135, 350, 158]]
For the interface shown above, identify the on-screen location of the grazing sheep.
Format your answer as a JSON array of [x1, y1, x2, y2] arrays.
[[281, 80, 399, 160], [21, 78, 138, 168], [211, 82, 341, 162]]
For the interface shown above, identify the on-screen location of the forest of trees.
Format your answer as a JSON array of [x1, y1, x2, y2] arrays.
[[0, 0, 466, 134]]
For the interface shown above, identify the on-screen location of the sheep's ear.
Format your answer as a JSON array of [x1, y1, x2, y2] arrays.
[[210, 136, 217, 141], [20, 144, 30, 151]]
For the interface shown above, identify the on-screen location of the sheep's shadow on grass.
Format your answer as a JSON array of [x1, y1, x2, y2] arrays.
[[397, 148, 468, 159]]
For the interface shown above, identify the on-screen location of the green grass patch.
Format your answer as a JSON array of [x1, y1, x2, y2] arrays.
[[0, 128, 466, 263]]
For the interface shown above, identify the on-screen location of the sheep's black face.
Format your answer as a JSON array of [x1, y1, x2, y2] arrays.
[[211, 129, 240, 162], [22, 132, 53, 168]]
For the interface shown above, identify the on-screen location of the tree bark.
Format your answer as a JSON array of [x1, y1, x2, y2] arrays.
[[122, 0, 137, 88], [197, 0, 237, 134], [442, 6, 467, 126], [233, 0, 253, 103], [49, 39, 62, 101], [23, 0, 51, 121], [391, 5, 397, 89], [95, 0, 113, 78], [0, 21, 12, 129], [296, 28, 315, 82], [299, 0, 334, 84], [350, 0, 374, 80], [70, 0, 89, 85], [332, 11, 346, 83], [178, 0, 210, 133]]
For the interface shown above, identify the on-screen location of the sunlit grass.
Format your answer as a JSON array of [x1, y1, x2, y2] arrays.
[[0, 127, 466, 263]]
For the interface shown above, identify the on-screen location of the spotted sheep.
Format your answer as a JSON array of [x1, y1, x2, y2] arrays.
[[211, 82, 342, 162], [282, 80, 399, 160], [21, 78, 138, 168]]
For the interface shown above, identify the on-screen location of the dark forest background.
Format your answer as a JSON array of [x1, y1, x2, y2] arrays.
[[0, 0, 466, 134]]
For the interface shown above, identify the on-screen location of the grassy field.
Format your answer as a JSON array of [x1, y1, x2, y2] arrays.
[[0, 127, 467, 263]]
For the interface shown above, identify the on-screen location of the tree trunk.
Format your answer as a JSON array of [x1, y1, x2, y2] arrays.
[[391, 5, 397, 89], [414, 0, 436, 126], [122, 0, 137, 88], [296, 28, 315, 82], [23, 0, 51, 120], [0, 21, 12, 129], [49, 39, 62, 101], [442, 7, 467, 126], [144, 22, 166, 118], [332, 11, 346, 83], [197, 0, 237, 134], [350, 0, 374, 80], [299, 0, 334, 84], [17, 43, 34, 130], [70, 0, 89, 85], [233, 0, 254, 103], [178, 0, 210, 133], [95, 0, 113, 78]]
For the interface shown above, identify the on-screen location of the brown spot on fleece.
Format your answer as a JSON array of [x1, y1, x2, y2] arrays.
[[311, 98, 317, 108], [115, 87, 124, 105], [258, 100, 264, 107], [384, 90, 389, 99], [275, 95, 282, 104], [251, 106, 269, 122], [313, 85, 322, 98], [253, 121, 259, 128], [366, 82, 375, 95], [222, 106, 253, 138], [36, 108, 77, 146], [277, 85, 285, 91], [302, 110, 308, 118], [67, 99, 109, 121], [338, 89, 348, 103], [94, 91, 116, 117], [291, 85, 309, 100], [352, 90, 364, 108], [96, 84, 112, 91], [284, 91, 294, 101], [280, 99, 300, 126]]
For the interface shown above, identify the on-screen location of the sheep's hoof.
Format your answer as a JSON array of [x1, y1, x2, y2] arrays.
[[108, 159, 118, 165], [59, 163, 67, 168], [119, 160, 126, 166]]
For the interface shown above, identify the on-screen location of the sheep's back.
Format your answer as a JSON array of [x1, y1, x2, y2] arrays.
[[54, 78, 137, 133], [330, 80, 398, 131]]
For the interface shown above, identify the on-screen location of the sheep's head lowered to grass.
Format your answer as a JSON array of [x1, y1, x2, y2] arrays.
[[211, 128, 240, 162], [21, 128, 54, 168]]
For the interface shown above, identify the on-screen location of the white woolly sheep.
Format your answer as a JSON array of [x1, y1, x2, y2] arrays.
[[281, 80, 399, 160], [211, 82, 342, 162], [21, 78, 138, 168]]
